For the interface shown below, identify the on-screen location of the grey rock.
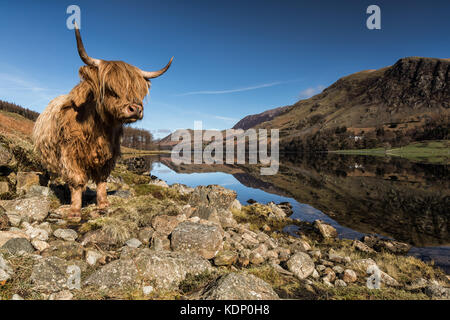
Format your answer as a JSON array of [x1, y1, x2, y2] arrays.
[[424, 282, 450, 299], [16, 172, 42, 194], [1, 237, 34, 254], [31, 256, 80, 292], [25, 185, 54, 198], [286, 252, 315, 279], [353, 240, 376, 253], [150, 231, 171, 251], [49, 290, 73, 300], [151, 214, 180, 236], [53, 228, 78, 242], [125, 238, 142, 248], [84, 259, 139, 289], [335, 279, 347, 287], [86, 250, 103, 266], [171, 222, 223, 259], [0, 144, 14, 167], [42, 240, 84, 260], [189, 185, 237, 211], [133, 249, 213, 290], [202, 272, 279, 300], [1, 197, 50, 226], [0, 253, 13, 282], [314, 220, 337, 238], [31, 240, 50, 252], [11, 294, 24, 300]]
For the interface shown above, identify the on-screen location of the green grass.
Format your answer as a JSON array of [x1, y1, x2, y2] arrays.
[[334, 140, 449, 164]]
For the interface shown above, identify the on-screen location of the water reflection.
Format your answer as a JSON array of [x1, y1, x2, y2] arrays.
[[120, 153, 449, 271]]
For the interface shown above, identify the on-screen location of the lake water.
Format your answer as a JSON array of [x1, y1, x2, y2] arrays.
[[122, 153, 450, 273]]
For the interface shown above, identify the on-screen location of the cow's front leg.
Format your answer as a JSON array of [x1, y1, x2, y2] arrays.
[[96, 181, 109, 209], [68, 185, 83, 221]]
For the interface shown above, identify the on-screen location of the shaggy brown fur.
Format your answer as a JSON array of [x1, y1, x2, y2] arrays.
[[33, 60, 153, 218]]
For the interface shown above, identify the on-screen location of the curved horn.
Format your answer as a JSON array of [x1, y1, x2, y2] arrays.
[[140, 57, 173, 79], [74, 22, 102, 67]]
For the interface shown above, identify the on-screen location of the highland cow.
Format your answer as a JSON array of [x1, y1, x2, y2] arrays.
[[33, 25, 172, 220]]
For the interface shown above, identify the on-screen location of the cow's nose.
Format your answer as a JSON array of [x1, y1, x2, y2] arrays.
[[128, 104, 143, 118]]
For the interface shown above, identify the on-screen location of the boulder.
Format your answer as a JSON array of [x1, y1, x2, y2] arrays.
[[42, 240, 84, 260], [0, 230, 29, 247], [133, 249, 213, 290], [150, 231, 171, 251], [314, 220, 338, 238], [0, 253, 13, 282], [214, 250, 238, 266], [151, 214, 180, 236], [1, 237, 34, 254], [16, 172, 42, 194], [171, 222, 223, 259], [31, 256, 82, 292], [53, 228, 78, 242], [0, 144, 14, 168], [286, 252, 315, 279], [342, 269, 357, 283], [0, 206, 10, 230], [85, 259, 139, 289], [125, 238, 142, 248], [189, 185, 237, 211], [424, 282, 450, 299], [202, 272, 279, 300], [352, 240, 376, 253], [1, 197, 50, 226]]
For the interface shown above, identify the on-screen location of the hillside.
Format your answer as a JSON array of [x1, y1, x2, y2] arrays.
[[232, 105, 290, 130], [252, 57, 449, 151]]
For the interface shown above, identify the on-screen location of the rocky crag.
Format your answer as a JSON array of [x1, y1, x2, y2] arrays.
[[0, 134, 449, 300]]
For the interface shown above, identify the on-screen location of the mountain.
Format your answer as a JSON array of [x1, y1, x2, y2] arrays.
[[232, 105, 289, 130], [238, 57, 450, 151]]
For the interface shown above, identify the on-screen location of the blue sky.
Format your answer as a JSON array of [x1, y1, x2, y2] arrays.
[[0, 0, 449, 138]]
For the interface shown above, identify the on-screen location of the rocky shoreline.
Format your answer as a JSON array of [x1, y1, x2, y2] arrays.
[[0, 141, 449, 300]]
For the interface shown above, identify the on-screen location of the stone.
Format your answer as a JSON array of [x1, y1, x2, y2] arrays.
[[1, 197, 50, 226], [214, 250, 238, 266], [16, 172, 41, 194], [138, 227, 154, 245], [375, 240, 412, 255], [25, 185, 54, 198], [189, 185, 237, 211], [353, 240, 376, 253], [333, 266, 344, 274], [290, 239, 311, 252], [342, 269, 357, 283], [406, 278, 428, 291], [150, 231, 171, 251], [309, 249, 321, 259], [125, 238, 142, 248], [32, 240, 50, 252], [171, 222, 223, 259], [11, 294, 24, 300], [143, 285, 154, 295], [316, 264, 326, 272], [42, 240, 84, 260], [312, 269, 320, 279], [0, 253, 13, 282], [424, 281, 450, 299], [85, 259, 139, 289], [249, 252, 265, 265], [170, 183, 194, 195], [314, 220, 338, 238], [323, 268, 336, 282], [49, 290, 73, 300], [277, 247, 290, 262], [230, 199, 242, 211], [202, 272, 279, 300], [335, 279, 347, 287], [86, 250, 104, 266], [81, 229, 119, 248], [267, 202, 286, 219], [53, 228, 78, 242], [0, 206, 9, 230], [0, 181, 9, 194], [23, 223, 49, 241], [1, 237, 34, 254], [31, 256, 81, 292], [133, 249, 213, 290], [0, 144, 14, 167], [286, 252, 315, 279], [148, 179, 169, 188], [0, 230, 29, 247], [151, 214, 180, 236], [328, 249, 345, 263]]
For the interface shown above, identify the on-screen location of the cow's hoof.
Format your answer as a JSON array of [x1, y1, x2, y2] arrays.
[[66, 209, 82, 223], [97, 201, 110, 210]]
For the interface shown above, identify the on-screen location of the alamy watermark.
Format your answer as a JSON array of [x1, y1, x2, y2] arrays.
[[171, 121, 279, 175]]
